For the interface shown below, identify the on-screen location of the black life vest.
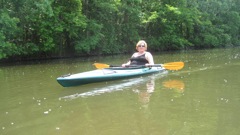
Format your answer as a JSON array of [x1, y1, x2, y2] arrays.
[[130, 53, 148, 65]]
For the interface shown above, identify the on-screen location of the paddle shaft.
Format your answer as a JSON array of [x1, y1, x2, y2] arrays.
[[94, 62, 184, 70], [109, 64, 161, 67]]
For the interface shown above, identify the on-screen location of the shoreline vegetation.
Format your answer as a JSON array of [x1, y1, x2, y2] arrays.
[[1, 46, 237, 65], [1, 0, 240, 63]]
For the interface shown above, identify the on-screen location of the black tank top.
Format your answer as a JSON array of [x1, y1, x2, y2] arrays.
[[130, 53, 148, 65]]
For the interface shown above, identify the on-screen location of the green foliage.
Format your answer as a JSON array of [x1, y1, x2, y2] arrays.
[[203, 34, 219, 47], [74, 20, 103, 54], [0, 10, 20, 59], [0, 34, 18, 59], [1, 0, 240, 60]]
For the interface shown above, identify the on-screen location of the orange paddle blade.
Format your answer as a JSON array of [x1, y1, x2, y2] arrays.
[[162, 62, 184, 70], [93, 63, 110, 69]]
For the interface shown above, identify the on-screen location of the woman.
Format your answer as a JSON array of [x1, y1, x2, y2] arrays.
[[122, 40, 154, 67]]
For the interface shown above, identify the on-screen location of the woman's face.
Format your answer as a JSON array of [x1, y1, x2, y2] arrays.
[[137, 44, 146, 52]]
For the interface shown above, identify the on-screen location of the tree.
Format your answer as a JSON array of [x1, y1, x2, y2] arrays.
[[0, 9, 20, 59], [1, 0, 240, 60]]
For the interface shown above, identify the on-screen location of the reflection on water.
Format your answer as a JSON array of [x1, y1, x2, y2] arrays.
[[162, 79, 185, 98], [163, 80, 185, 92], [133, 76, 155, 108]]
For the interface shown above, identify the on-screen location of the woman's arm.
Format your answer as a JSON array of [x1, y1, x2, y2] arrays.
[[122, 53, 135, 67], [145, 52, 154, 65], [122, 61, 131, 67]]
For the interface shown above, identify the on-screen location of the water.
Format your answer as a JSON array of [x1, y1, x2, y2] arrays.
[[0, 48, 240, 135]]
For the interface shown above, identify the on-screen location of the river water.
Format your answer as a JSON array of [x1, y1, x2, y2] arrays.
[[0, 47, 240, 135]]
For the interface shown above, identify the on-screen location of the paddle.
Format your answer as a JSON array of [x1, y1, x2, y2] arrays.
[[93, 62, 184, 70]]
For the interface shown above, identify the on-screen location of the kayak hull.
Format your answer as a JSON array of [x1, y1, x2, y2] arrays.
[[57, 67, 166, 87]]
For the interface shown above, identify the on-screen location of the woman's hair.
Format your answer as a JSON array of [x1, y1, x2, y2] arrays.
[[136, 40, 148, 50]]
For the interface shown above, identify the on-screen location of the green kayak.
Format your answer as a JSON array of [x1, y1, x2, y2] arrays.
[[57, 66, 166, 87]]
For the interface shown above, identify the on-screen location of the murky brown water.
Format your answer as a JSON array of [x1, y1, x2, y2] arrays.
[[0, 47, 240, 135]]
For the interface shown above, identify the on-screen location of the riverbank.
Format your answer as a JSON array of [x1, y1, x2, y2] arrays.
[[1, 46, 238, 65]]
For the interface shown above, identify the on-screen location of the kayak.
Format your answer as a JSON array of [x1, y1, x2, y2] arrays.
[[57, 66, 166, 87], [60, 73, 168, 99]]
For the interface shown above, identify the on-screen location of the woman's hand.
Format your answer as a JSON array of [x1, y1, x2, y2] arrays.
[[145, 63, 154, 67], [122, 64, 127, 67], [122, 61, 130, 67]]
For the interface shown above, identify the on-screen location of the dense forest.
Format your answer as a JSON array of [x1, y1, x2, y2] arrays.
[[0, 0, 240, 60]]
